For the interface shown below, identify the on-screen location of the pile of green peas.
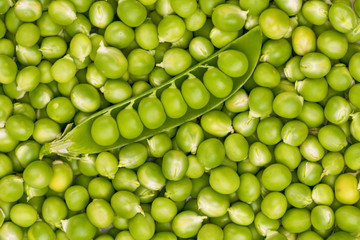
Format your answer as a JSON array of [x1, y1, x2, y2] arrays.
[[2, 0, 360, 239]]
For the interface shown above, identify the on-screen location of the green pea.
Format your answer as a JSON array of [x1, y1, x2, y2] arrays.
[[318, 125, 348, 152], [161, 150, 188, 181], [253, 63, 280, 88], [161, 48, 192, 76], [285, 183, 312, 209], [95, 43, 128, 79], [209, 27, 239, 49], [200, 110, 232, 137], [157, 15, 185, 43], [0, 0, 11, 14], [137, 162, 166, 191], [291, 26, 316, 56], [224, 223, 252, 240], [0, 154, 13, 178], [134, 185, 158, 204], [36, 12, 62, 37], [212, 4, 246, 32], [208, 166, 239, 195], [172, 211, 206, 238], [326, 64, 353, 92], [145, 133, 169, 158], [249, 87, 274, 118], [111, 191, 143, 219], [0, 39, 15, 58], [0, 128, 19, 153], [260, 192, 287, 220], [116, 107, 144, 140], [185, 155, 204, 179], [187, 37, 213, 62], [334, 173, 359, 205], [64, 185, 89, 211], [71, 83, 100, 112], [197, 138, 225, 169], [201, 66, 232, 99], [112, 168, 139, 192], [134, 21, 158, 50], [0, 222, 24, 240], [248, 142, 272, 167], [50, 55, 77, 84], [197, 186, 229, 217], [16, 44, 42, 66], [14, 140, 40, 168], [223, 133, 248, 162], [262, 39, 292, 67], [297, 160, 323, 186], [199, 0, 224, 16], [317, 30, 348, 60], [301, 1, 328, 25], [256, 117, 283, 146], [224, 89, 248, 114], [197, 224, 223, 240], [349, 52, 360, 82], [131, 81, 151, 96], [48, 0, 77, 26], [14, 0, 42, 22], [296, 78, 328, 103], [10, 203, 37, 228], [300, 52, 331, 79], [15, 23, 40, 48], [103, 22, 133, 50], [281, 120, 308, 147], [86, 199, 115, 228], [297, 101, 324, 128], [138, 95, 166, 130], [88, 1, 114, 29], [0, 175, 24, 202], [274, 0, 301, 16], [261, 164, 292, 191], [312, 184, 334, 206], [335, 206, 360, 234], [0, 55, 17, 84], [274, 142, 301, 170], [94, 152, 117, 179], [91, 115, 119, 146], [254, 212, 280, 237], [324, 96, 351, 125], [150, 197, 177, 223], [32, 118, 61, 144], [160, 86, 188, 119], [175, 122, 203, 154], [149, 67, 171, 87], [5, 8, 23, 35], [42, 196, 68, 228], [23, 160, 53, 189], [218, 50, 248, 78], [170, 0, 196, 18], [62, 213, 97, 240], [226, 202, 254, 226], [329, 2, 357, 33], [165, 177, 192, 201], [236, 173, 260, 204], [87, 177, 114, 201], [5, 114, 33, 142], [259, 8, 290, 40], [281, 208, 311, 234], [117, 0, 146, 27], [27, 221, 56, 240], [37, 61, 53, 84], [181, 76, 210, 109], [49, 160, 73, 193], [185, 8, 207, 32]]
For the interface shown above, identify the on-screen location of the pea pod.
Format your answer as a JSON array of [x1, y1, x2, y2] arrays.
[[40, 27, 262, 157]]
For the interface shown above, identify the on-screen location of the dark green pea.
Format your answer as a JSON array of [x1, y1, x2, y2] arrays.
[[181, 76, 210, 109], [64, 185, 89, 211], [48, 0, 77, 26], [42, 196, 68, 228], [297, 160, 323, 186], [160, 86, 188, 119], [254, 212, 280, 237], [281, 120, 308, 146], [318, 125, 348, 152], [197, 186, 229, 217], [249, 87, 274, 118], [209, 27, 239, 49], [14, 0, 42, 22], [329, 2, 357, 33], [285, 183, 312, 208], [137, 162, 166, 191], [95, 43, 128, 79], [91, 115, 119, 146], [10, 203, 37, 228], [62, 213, 97, 240], [162, 150, 188, 181], [248, 142, 272, 167], [165, 177, 192, 201], [161, 48, 192, 76], [138, 95, 166, 130], [300, 52, 331, 79], [49, 160, 73, 193], [15, 23, 40, 47], [116, 107, 144, 140], [200, 110, 233, 137], [296, 78, 328, 103], [117, 0, 147, 28], [312, 183, 334, 206], [256, 117, 283, 146], [112, 168, 140, 192], [197, 138, 225, 170], [0, 175, 24, 202], [262, 163, 292, 191]]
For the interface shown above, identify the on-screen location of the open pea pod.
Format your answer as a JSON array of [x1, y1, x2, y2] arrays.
[[41, 27, 262, 158]]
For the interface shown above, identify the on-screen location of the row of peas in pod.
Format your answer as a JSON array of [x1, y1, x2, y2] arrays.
[[2, 0, 360, 240]]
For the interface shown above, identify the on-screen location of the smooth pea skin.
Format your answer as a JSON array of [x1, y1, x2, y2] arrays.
[[0, 55, 18, 84], [262, 164, 292, 191], [162, 150, 188, 181], [197, 223, 223, 240], [175, 122, 204, 154], [218, 50, 248, 78], [282, 208, 311, 233], [172, 211, 206, 238], [261, 192, 287, 220], [203, 67, 233, 98], [161, 86, 188, 119], [300, 135, 325, 161], [116, 108, 144, 139], [137, 162, 166, 191], [63, 213, 97, 240], [317, 30, 348, 60], [249, 87, 274, 118], [335, 206, 360, 234], [138, 95, 166, 129], [209, 166, 240, 195], [224, 223, 252, 240], [311, 205, 335, 230], [301, 0, 328, 25], [300, 52, 331, 79], [181, 77, 210, 109], [86, 199, 114, 228], [237, 173, 260, 204], [259, 8, 290, 40], [64, 185, 90, 211], [91, 115, 119, 146], [10, 203, 37, 228], [198, 187, 229, 217], [27, 222, 56, 240], [335, 173, 360, 205], [197, 138, 225, 169], [118, 143, 147, 169]]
